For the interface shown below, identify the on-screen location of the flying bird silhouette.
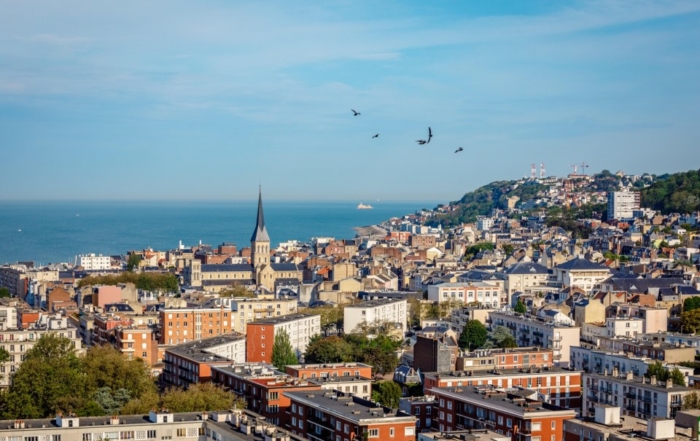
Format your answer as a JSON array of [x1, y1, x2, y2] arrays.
[[416, 140, 427, 145], [455, 147, 463, 153], [372, 134, 379, 138], [427, 127, 433, 143], [351, 109, 361, 116]]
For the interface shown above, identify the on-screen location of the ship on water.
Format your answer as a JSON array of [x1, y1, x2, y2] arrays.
[[357, 202, 373, 210]]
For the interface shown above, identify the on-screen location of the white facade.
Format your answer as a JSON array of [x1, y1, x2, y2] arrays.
[[230, 298, 298, 334], [605, 317, 644, 338], [571, 347, 693, 384], [427, 282, 503, 308], [489, 311, 581, 366], [476, 217, 494, 231], [76, 253, 112, 271], [344, 298, 407, 334], [0, 305, 18, 330], [608, 190, 640, 220], [272, 314, 321, 358]]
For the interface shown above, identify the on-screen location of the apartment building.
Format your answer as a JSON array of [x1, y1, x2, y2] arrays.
[[449, 305, 494, 331], [0, 409, 307, 441], [426, 282, 503, 308], [162, 333, 246, 388], [76, 253, 112, 271], [399, 395, 436, 433], [0, 305, 18, 330], [344, 298, 407, 334], [246, 314, 321, 364], [423, 367, 582, 409], [0, 315, 82, 388], [430, 385, 576, 438], [456, 347, 554, 372], [592, 338, 696, 364], [502, 262, 551, 296], [608, 189, 640, 220], [231, 297, 299, 334], [640, 331, 700, 354], [489, 311, 581, 366], [582, 368, 691, 420], [213, 363, 321, 426], [552, 258, 611, 294], [113, 324, 158, 365], [0, 265, 28, 298], [284, 391, 417, 441], [159, 304, 234, 344], [564, 406, 678, 441], [571, 347, 692, 384], [419, 429, 509, 441], [285, 362, 373, 380]]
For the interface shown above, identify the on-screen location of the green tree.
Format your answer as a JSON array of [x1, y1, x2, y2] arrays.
[[458, 321, 488, 351], [271, 329, 299, 371], [3, 334, 84, 419], [0, 287, 10, 298], [683, 391, 700, 410], [681, 309, 700, 334], [120, 390, 160, 415], [514, 299, 527, 314], [304, 335, 354, 364], [371, 381, 402, 408], [684, 297, 700, 312], [126, 254, 142, 271], [82, 345, 157, 400], [502, 244, 514, 256], [219, 286, 255, 298], [160, 383, 243, 413], [646, 361, 669, 382], [93, 387, 132, 415], [670, 367, 687, 386]]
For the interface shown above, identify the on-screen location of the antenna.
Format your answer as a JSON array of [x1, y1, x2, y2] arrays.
[[530, 163, 536, 179], [540, 163, 545, 178]]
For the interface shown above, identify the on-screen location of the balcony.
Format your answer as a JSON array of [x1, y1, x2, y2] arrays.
[[552, 335, 562, 342], [307, 415, 333, 431], [625, 392, 636, 399]]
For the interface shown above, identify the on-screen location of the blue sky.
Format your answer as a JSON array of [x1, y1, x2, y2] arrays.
[[1, 0, 699, 201]]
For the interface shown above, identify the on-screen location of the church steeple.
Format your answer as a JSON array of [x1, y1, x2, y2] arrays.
[[250, 186, 270, 243]]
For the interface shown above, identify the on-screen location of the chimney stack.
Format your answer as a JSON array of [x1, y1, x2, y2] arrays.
[[650, 375, 657, 385]]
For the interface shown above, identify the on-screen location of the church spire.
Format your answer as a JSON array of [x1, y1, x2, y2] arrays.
[[250, 186, 270, 243]]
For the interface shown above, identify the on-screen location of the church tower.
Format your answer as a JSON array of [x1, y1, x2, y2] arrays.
[[250, 187, 270, 270]]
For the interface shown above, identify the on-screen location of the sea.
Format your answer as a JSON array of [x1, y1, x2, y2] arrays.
[[0, 200, 437, 265]]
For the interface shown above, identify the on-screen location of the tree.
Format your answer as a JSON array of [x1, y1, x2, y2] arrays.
[[304, 336, 354, 364], [514, 299, 527, 314], [372, 381, 402, 408], [160, 383, 242, 413], [502, 244, 514, 256], [0, 347, 9, 380], [670, 367, 687, 386], [684, 391, 700, 410], [82, 345, 157, 400], [0, 287, 10, 298], [681, 309, 700, 334], [684, 297, 700, 312], [219, 286, 255, 298], [126, 254, 142, 271], [271, 329, 298, 371], [93, 387, 132, 415], [3, 334, 84, 419], [458, 321, 488, 351], [645, 361, 669, 382]]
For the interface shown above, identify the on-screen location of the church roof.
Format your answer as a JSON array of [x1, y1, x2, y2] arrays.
[[250, 188, 270, 243]]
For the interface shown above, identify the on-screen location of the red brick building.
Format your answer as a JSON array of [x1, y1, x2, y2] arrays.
[[399, 396, 436, 433], [246, 313, 321, 364], [285, 391, 417, 441], [285, 362, 373, 380], [159, 304, 234, 345], [432, 386, 576, 439]]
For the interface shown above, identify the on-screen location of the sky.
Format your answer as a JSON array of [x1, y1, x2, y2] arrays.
[[1, 0, 699, 202]]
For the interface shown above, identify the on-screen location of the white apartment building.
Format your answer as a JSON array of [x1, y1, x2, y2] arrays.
[[640, 332, 700, 354], [571, 347, 693, 384], [0, 305, 18, 330], [476, 217, 494, 231], [0, 315, 83, 388], [604, 316, 645, 338], [0, 409, 306, 441], [582, 369, 690, 420], [344, 298, 407, 334], [76, 253, 112, 271], [553, 258, 611, 294], [608, 189, 640, 220], [501, 262, 552, 297], [230, 297, 298, 334], [427, 282, 503, 308], [489, 311, 581, 366]]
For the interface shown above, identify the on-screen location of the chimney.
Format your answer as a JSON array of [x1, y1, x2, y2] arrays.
[[666, 378, 673, 389], [110, 415, 120, 425], [612, 367, 619, 377], [650, 375, 657, 385], [603, 368, 608, 376], [626, 371, 633, 381]]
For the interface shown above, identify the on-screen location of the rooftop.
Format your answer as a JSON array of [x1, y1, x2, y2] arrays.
[[433, 386, 576, 417], [166, 333, 246, 363], [344, 298, 406, 309], [247, 313, 319, 326], [284, 391, 414, 423], [424, 366, 577, 381]]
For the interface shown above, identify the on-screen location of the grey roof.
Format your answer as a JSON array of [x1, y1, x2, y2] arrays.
[[165, 333, 246, 362], [270, 263, 300, 271], [503, 262, 549, 275], [284, 392, 414, 423], [201, 264, 254, 272], [250, 188, 270, 243], [604, 277, 686, 293], [555, 257, 609, 271], [248, 313, 319, 325]]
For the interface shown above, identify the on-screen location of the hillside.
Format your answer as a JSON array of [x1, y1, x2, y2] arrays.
[[641, 169, 700, 214], [426, 180, 547, 227]]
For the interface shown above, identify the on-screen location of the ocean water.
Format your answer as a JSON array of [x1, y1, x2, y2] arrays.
[[0, 200, 435, 265]]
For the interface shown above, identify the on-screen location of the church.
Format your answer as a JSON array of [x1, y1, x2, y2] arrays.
[[185, 190, 303, 292]]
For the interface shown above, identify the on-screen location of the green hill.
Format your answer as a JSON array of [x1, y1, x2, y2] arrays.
[[641, 169, 700, 214], [427, 180, 547, 227]]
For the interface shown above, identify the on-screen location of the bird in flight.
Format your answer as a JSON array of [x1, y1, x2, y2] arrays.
[[427, 127, 433, 143], [455, 147, 463, 153], [351, 109, 361, 116], [416, 140, 427, 145], [372, 134, 379, 138]]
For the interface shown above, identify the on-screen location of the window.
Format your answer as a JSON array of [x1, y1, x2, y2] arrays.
[[405, 427, 415, 436], [532, 422, 541, 431], [368, 429, 379, 438], [83, 435, 92, 441], [414, 407, 420, 415], [292, 417, 297, 426], [345, 424, 349, 434], [507, 419, 512, 428], [551, 421, 556, 429], [390, 428, 395, 437]]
